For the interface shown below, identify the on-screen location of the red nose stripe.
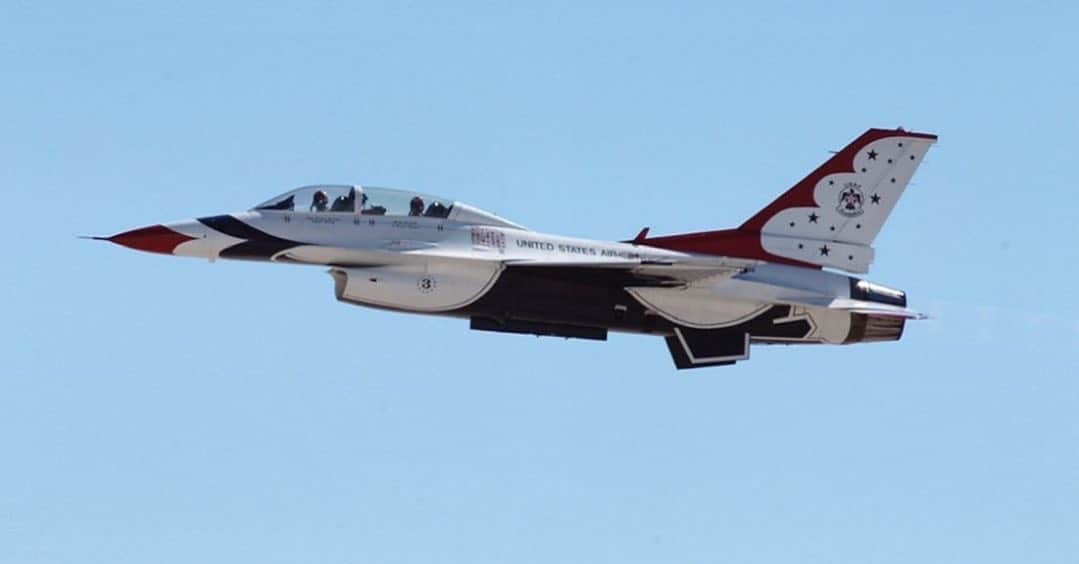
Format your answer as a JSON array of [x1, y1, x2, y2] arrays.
[[107, 225, 196, 255]]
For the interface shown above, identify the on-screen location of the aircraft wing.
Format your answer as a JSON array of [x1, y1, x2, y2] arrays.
[[277, 238, 755, 282], [503, 256, 755, 286]]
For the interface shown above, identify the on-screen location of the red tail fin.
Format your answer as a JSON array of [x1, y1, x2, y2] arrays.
[[639, 128, 937, 273]]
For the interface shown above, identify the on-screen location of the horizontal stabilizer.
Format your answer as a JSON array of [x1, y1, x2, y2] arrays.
[[784, 296, 925, 319]]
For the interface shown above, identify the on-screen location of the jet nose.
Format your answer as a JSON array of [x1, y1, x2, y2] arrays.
[[103, 224, 197, 255]]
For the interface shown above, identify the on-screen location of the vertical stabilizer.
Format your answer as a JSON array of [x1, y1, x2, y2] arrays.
[[641, 128, 937, 273]]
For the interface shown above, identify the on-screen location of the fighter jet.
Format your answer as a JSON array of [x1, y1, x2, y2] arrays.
[[97, 128, 936, 369]]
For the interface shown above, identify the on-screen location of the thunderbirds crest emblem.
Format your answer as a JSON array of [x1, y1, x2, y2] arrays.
[[837, 182, 864, 217]]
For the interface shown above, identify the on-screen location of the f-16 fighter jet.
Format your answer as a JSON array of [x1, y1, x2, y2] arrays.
[[97, 128, 936, 369]]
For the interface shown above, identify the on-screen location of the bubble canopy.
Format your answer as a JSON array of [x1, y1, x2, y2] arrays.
[[254, 185, 454, 218]]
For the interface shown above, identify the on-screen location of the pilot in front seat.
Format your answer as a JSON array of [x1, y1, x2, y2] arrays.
[[310, 190, 329, 212], [409, 196, 425, 216]]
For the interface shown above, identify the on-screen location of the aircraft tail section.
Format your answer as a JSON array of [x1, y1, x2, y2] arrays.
[[640, 128, 937, 273], [740, 128, 938, 246]]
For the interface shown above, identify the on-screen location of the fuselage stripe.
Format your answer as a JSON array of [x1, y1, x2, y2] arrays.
[[197, 215, 302, 260]]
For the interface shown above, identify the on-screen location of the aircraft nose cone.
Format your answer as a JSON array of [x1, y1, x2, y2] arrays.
[[105, 224, 196, 254]]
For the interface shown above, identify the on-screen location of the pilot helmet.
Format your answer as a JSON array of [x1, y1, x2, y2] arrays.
[[410, 196, 424, 213]]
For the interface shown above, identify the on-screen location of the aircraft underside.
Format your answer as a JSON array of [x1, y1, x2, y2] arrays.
[[332, 265, 907, 369]]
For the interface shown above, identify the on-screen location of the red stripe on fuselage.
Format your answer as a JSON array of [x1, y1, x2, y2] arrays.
[[640, 228, 816, 268]]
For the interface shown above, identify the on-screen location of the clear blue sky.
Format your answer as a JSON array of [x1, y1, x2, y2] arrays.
[[3, 2, 1078, 563]]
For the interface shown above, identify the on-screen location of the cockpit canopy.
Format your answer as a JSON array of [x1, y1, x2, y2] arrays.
[[255, 185, 453, 218], [252, 185, 525, 229]]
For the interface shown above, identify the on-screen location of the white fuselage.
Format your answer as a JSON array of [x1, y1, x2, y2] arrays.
[[102, 126, 935, 369], [146, 207, 874, 347]]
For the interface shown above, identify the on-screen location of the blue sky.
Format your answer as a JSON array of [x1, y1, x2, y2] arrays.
[[3, 1, 1078, 563]]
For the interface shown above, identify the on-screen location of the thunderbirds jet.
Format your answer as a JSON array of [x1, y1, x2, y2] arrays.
[[97, 128, 936, 369]]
